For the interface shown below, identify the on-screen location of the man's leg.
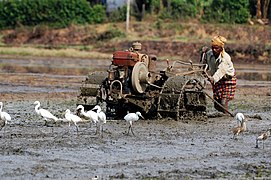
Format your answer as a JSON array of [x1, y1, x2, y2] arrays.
[[214, 98, 224, 112], [221, 98, 229, 114]]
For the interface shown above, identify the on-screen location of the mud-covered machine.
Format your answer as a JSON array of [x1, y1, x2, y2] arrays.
[[78, 42, 208, 120]]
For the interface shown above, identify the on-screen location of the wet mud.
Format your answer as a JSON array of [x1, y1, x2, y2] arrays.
[[0, 57, 271, 179]]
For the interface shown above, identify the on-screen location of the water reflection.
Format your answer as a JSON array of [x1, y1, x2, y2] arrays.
[[237, 72, 271, 81], [235, 63, 271, 81], [0, 57, 270, 98]]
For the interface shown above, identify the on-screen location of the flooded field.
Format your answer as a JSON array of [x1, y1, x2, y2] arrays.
[[0, 57, 271, 179]]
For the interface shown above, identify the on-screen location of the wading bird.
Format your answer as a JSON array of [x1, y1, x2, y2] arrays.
[[232, 118, 247, 140], [124, 111, 144, 136], [65, 109, 82, 133], [76, 105, 99, 124], [92, 105, 106, 136], [256, 129, 270, 149], [0, 102, 11, 131], [235, 112, 245, 126], [76, 105, 100, 135], [34, 101, 58, 126]]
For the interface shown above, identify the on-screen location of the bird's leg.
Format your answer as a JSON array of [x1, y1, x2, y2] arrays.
[[0, 129, 3, 138], [3, 126, 6, 138], [43, 119, 53, 133], [126, 125, 131, 135], [130, 125, 135, 136], [95, 124, 99, 135], [101, 125, 103, 138], [75, 123, 79, 134], [44, 119, 48, 126], [255, 139, 259, 148]]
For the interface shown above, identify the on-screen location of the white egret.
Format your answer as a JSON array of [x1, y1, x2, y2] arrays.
[[65, 109, 83, 133], [92, 105, 106, 124], [76, 105, 100, 135], [34, 101, 58, 126], [124, 111, 144, 136], [256, 129, 270, 149], [92, 105, 107, 136], [235, 112, 245, 126], [76, 105, 99, 124], [232, 118, 247, 140], [0, 102, 11, 131]]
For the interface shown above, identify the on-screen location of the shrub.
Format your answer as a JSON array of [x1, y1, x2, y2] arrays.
[[158, 0, 197, 20], [202, 0, 250, 23], [0, 0, 106, 29]]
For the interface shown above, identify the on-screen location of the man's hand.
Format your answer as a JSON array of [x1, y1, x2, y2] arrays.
[[201, 46, 209, 53], [208, 76, 214, 84]]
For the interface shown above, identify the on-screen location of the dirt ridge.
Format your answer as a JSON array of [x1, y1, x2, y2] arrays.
[[2, 23, 271, 64]]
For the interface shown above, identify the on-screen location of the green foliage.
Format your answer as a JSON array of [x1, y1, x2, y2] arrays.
[[0, 0, 258, 29], [88, 4, 106, 24], [202, 0, 250, 23], [0, 0, 106, 29], [154, 19, 162, 29], [159, 0, 197, 20], [147, 0, 161, 14], [144, 0, 252, 24]]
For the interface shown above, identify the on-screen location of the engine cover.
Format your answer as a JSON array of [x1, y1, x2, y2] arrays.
[[112, 51, 139, 67]]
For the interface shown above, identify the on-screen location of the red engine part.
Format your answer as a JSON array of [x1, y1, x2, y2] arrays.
[[112, 51, 139, 66]]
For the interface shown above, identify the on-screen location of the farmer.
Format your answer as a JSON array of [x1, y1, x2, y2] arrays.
[[200, 35, 236, 113]]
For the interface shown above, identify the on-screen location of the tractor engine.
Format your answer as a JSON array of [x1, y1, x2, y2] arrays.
[[97, 42, 162, 118], [78, 42, 207, 121], [107, 42, 157, 95]]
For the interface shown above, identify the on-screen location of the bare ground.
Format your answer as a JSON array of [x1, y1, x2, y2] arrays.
[[2, 22, 271, 64], [0, 57, 271, 179]]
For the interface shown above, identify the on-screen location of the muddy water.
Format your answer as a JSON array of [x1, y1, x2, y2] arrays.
[[0, 57, 271, 179]]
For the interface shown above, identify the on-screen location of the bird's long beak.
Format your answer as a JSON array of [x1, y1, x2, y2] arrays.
[[140, 115, 145, 119]]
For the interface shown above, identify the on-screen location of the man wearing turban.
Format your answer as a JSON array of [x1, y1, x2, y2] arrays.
[[200, 35, 237, 114]]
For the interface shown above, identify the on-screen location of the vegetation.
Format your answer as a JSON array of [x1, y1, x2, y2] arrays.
[[0, 0, 270, 61], [0, 0, 270, 30], [0, 0, 105, 29], [202, 0, 250, 23]]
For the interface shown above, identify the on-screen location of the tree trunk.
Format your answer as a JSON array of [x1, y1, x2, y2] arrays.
[[142, 3, 145, 19], [160, 0, 164, 12], [256, 0, 262, 19], [263, 0, 270, 19]]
